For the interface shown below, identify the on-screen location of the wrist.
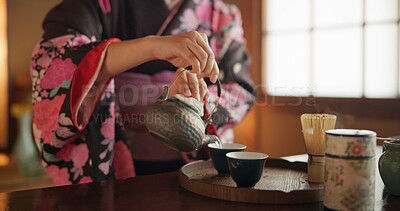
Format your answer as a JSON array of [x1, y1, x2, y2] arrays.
[[140, 35, 158, 60]]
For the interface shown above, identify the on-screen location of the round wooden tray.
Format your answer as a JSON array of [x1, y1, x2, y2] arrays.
[[179, 158, 323, 204]]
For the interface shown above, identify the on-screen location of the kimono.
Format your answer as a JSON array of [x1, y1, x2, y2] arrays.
[[30, 0, 255, 185]]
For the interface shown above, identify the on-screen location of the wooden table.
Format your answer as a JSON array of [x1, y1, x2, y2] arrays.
[[0, 154, 399, 210]]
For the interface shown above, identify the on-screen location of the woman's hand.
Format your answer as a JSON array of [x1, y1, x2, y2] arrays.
[[98, 31, 219, 85], [168, 68, 209, 103], [150, 31, 219, 83]]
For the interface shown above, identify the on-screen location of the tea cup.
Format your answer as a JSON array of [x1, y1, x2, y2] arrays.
[[208, 143, 246, 174], [226, 151, 268, 187]]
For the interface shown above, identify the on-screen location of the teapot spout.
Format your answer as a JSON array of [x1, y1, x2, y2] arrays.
[[202, 135, 221, 146]]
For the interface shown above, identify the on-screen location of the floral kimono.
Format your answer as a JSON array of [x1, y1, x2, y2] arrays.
[[30, 0, 255, 185]]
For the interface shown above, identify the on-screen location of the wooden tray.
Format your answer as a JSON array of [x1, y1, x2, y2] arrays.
[[179, 158, 323, 204]]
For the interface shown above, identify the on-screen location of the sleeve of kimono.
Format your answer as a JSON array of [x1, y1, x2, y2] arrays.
[[30, 34, 128, 185], [205, 0, 256, 142], [31, 35, 119, 145]]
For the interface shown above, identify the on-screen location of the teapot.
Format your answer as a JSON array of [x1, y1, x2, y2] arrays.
[[144, 69, 221, 152]]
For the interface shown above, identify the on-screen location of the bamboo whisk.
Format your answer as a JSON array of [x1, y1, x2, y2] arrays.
[[300, 113, 336, 183], [301, 114, 337, 155]]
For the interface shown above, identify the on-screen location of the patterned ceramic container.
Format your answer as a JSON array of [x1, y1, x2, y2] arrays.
[[324, 129, 376, 211]]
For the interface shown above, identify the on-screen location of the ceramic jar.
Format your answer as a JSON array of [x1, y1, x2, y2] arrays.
[[13, 112, 44, 177], [378, 140, 400, 196], [324, 129, 376, 211]]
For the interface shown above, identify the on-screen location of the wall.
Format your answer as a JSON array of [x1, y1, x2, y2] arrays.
[[0, 0, 7, 148], [8, 0, 60, 78]]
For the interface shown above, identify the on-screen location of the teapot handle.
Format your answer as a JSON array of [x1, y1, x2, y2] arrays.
[[163, 67, 222, 122]]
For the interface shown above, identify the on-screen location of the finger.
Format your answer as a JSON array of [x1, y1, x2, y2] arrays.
[[209, 60, 219, 83], [199, 32, 208, 42], [180, 71, 192, 97], [171, 68, 191, 97], [203, 91, 210, 103], [187, 72, 201, 101], [199, 78, 209, 102], [187, 41, 208, 74], [195, 33, 216, 79], [178, 45, 202, 76]]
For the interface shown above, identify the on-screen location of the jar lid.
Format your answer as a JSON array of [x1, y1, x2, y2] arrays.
[[325, 129, 376, 158], [326, 129, 376, 137]]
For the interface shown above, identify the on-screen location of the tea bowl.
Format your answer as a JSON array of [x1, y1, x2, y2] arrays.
[[226, 151, 268, 187], [208, 143, 246, 174]]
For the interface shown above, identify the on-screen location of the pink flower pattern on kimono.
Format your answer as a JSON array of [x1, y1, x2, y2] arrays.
[[216, 124, 234, 143], [180, 9, 200, 31], [41, 90, 49, 98], [211, 11, 232, 33], [100, 135, 115, 157], [56, 144, 75, 162], [41, 58, 76, 89], [195, 0, 212, 23], [101, 117, 115, 141], [99, 137, 115, 161], [99, 116, 115, 172], [213, 0, 229, 13], [56, 144, 89, 167], [57, 113, 75, 137], [172, 0, 244, 59], [173, 0, 212, 35], [218, 83, 252, 107], [99, 160, 111, 175], [98, 0, 111, 14], [209, 37, 218, 55], [108, 102, 115, 119], [31, 35, 74, 71], [70, 144, 89, 167], [70, 34, 93, 46], [56, 144, 89, 180], [79, 176, 93, 184], [207, 83, 252, 124], [224, 6, 244, 43], [33, 94, 66, 144], [31, 32, 136, 184], [45, 165, 71, 186], [34, 50, 52, 70], [51, 133, 78, 149]]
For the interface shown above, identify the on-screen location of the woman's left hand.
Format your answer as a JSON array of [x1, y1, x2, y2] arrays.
[[168, 68, 209, 103]]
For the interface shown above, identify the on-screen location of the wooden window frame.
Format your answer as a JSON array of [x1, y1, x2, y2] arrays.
[[245, 0, 400, 119]]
